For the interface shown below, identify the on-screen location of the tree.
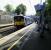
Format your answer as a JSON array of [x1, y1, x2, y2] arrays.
[[5, 4, 13, 13], [46, 0, 51, 16], [15, 6, 21, 15], [15, 4, 26, 15]]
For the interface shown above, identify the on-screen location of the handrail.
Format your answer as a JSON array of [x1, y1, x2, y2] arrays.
[[0, 22, 37, 50]]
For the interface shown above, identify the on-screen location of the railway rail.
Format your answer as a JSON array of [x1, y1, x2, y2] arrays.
[[0, 26, 15, 32], [0, 26, 17, 39]]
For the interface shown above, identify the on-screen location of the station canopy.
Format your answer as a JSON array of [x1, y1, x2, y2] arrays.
[[34, 4, 45, 11]]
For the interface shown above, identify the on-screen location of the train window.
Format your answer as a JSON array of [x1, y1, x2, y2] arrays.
[[14, 16, 24, 21]]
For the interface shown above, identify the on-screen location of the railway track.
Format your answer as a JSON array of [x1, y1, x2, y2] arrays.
[[0, 26, 17, 39], [1, 29, 31, 50], [0, 23, 38, 50], [0, 24, 37, 50], [8, 29, 34, 50]]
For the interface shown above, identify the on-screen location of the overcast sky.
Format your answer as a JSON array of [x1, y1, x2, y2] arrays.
[[0, 0, 45, 15]]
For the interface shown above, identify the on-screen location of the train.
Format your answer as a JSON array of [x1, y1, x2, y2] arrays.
[[14, 15, 34, 29], [24, 16, 34, 26], [14, 15, 25, 29]]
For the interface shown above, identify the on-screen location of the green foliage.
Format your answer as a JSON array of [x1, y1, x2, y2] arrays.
[[5, 4, 13, 13], [35, 0, 51, 16], [46, 0, 51, 16], [35, 11, 41, 16], [47, 0, 51, 7], [15, 4, 26, 15], [15, 6, 21, 15]]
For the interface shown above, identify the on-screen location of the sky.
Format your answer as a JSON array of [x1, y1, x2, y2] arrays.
[[0, 0, 45, 15]]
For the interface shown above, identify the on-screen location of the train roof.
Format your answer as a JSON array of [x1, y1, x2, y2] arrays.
[[24, 16, 31, 18], [14, 14, 24, 16], [14, 15, 40, 19], [24, 15, 40, 19], [15, 15, 23, 17]]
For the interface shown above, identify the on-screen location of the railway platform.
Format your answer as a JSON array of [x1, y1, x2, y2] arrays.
[[0, 23, 14, 28], [20, 29, 51, 50]]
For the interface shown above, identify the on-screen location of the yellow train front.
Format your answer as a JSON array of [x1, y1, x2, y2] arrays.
[[14, 15, 25, 29]]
